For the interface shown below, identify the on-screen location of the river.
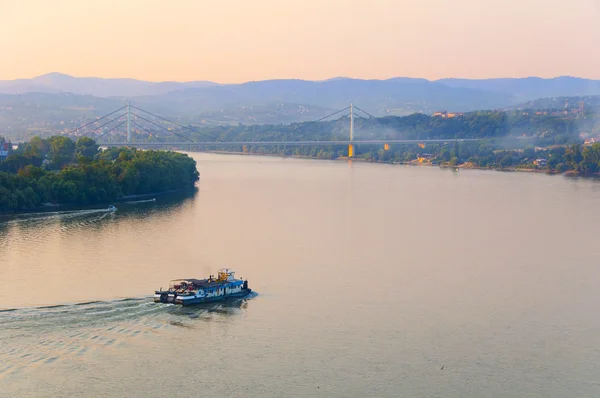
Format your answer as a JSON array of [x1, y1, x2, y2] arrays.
[[1, 153, 600, 397]]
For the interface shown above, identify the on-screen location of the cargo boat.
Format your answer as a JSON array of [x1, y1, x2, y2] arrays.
[[154, 268, 250, 305]]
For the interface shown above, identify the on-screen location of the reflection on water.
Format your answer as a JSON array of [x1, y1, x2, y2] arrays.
[[0, 191, 196, 253], [0, 189, 197, 229], [0, 190, 199, 309]]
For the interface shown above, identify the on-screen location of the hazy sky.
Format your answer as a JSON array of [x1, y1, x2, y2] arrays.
[[1, 0, 599, 82]]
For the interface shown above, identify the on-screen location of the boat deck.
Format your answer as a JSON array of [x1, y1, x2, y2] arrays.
[[169, 278, 238, 289]]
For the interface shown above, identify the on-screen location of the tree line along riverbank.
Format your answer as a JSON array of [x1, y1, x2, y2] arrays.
[[0, 136, 199, 212], [198, 139, 600, 177]]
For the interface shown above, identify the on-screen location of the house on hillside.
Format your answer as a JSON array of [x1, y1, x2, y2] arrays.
[[432, 111, 463, 119]]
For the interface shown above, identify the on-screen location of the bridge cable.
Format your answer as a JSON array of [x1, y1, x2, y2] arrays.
[[130, 108, 218, 142], [352, 113, 369, 139], [290, 106, 351, 131], [352, 108, 402, 141], [327, 111, 370, 140], [353, 105, 376, 119], [94, 120, 127, 141], [284, 106, 352, 143], [130, 112, 196, 143], [65, 105, 127, 136], [130, 105, 221, 142], [81, 113, 127, 138], [130, 119, 165, 143]]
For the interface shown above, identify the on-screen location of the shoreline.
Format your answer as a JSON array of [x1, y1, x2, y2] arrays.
[[0, 189, 186, 216], [198, 150, 559, 175], [3, 152, 592, 216], [199, 150, 599, 178]]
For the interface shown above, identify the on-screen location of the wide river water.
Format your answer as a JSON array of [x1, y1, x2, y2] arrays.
[[1, 153, 600, 397]]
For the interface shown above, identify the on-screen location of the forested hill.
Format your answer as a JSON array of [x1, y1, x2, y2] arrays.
[[182, 108, 600, 146], [0, 136, 199, 211]]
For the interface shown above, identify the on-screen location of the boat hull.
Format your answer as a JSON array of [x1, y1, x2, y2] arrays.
[[154, 289, 252, 305]]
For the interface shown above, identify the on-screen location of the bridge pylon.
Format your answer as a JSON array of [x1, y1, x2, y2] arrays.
[[349, 103, 354, 158], [126, 102, 131, 143]]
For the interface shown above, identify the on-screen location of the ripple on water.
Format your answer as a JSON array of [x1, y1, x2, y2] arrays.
[[0, 295, 255, 380], [0, 208, 119, 260]]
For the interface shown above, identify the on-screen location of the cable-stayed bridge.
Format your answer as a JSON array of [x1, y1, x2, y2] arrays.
[[62, 103, 522, 157]]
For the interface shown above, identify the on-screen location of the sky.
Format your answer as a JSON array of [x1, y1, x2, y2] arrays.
[[0, 0, 599, 83]]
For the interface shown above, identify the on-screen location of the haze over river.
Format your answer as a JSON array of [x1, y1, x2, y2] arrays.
[[1, 153, 600, 397]]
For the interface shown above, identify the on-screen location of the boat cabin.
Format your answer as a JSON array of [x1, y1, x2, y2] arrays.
[[217, 268, 236, 281]]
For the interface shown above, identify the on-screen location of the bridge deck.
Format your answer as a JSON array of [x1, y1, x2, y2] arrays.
[[97, 138, 498, 147]]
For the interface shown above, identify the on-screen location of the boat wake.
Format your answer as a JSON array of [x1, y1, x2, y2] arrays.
[[124, 198, 156, 204], [1, 208, 114, 226], [0, 294, 256, 379], [0, 293, 256, 326]]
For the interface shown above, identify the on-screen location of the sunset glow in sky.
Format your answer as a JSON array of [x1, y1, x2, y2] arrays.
[[1, 0, 599, 82]]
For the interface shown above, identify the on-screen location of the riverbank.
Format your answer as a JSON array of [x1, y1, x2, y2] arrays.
[[199, 149, 562, 176], [0, 187, 198, 216], [118, 190, 180, 201], [0, 189, 189, 216]]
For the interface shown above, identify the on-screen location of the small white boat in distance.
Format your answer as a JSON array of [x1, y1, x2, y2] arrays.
[[108, 205, 117, 212]]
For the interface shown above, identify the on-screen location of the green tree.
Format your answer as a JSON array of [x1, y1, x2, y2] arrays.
[[75, 137, 99, 160], [0, 137, 199, 211], [48, 136, 76, 169], [499, 155, 514, 169], [523, 147, 536, 160]]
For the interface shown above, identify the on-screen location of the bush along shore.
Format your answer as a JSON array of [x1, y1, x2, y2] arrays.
[[199, 140, 600, 178], [0, 136, 199, 212]]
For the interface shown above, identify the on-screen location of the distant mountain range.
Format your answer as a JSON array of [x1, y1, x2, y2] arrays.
[[1, 73, 600, 136], [0, 73, 217, 97], [438, 77, 600, 102], [2, 73, 600, 104], [0, 72, 513, 116]]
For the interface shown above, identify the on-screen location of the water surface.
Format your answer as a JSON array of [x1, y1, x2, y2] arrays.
[[1, 153, 600, 397]]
